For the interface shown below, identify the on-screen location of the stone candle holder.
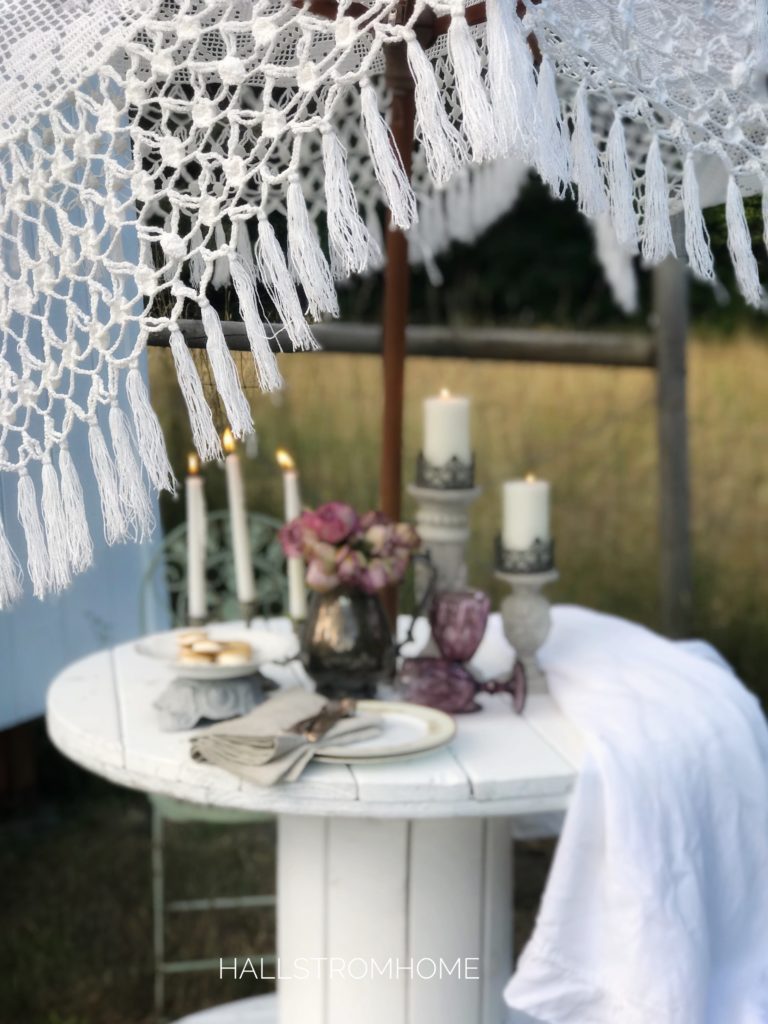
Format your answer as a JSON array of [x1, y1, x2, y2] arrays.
[[495, 536, 558, 697]]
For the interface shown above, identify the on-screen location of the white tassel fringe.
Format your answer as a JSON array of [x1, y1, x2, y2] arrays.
[[571, 85, 607, 219], [228, 250, 283, 391], [286, 180, 339, 318], [255, 217, 319, 353], [41, 460, 72, 591], [641, 136, 676, 265], [605, 116, 639, 250], [322, 131, 380, 278], [447, 12, 499, 162], [0, 510, 22, 609], [486, 0, 537, 159], [59, 447, 94, 574], [17, 471, 51, 598], [726, 175, 762, 307], [88, 422, 129, 545], [201, 302, 253, 438], [682, 155, 715, 281], [109, 404, 155, 542], [126, 367, 177, 493], [535, 57, 570, 196], [407, 33, 466, 186], [360, 80, 417, 230], [168, 327, 222, 462]]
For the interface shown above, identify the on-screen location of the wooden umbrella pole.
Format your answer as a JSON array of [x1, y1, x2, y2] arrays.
[[380, 8, 417, 526]]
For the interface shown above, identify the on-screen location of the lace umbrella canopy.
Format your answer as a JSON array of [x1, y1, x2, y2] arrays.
[[1, 0, 767, 608]]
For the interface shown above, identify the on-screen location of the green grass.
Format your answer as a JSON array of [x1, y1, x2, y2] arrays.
[[152, 333, 768, 699]]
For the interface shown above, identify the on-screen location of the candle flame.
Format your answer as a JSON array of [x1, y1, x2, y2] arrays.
[[439, 387, 452, 399], [187, 453, 200, 476], [275, 448, 296, 472], [222, 427, 236, 455], [525, 472, 537, 483]]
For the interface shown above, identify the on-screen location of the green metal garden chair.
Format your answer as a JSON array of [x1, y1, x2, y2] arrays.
[[141, 511, 287, 1021]]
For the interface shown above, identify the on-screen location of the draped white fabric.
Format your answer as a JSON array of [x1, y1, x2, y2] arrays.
[[0, 0, 767, 602], [506, 606, 768, 1024]]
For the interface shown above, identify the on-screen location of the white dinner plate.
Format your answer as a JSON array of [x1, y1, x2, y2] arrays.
[[134, 628, 265, 681], [315, 701, 456, 764]]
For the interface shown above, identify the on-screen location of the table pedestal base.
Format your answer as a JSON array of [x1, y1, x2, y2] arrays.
[[278, 815, 513, 1024]]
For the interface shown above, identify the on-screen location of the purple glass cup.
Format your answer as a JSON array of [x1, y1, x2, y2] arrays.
[[429, 589, 491, 663]]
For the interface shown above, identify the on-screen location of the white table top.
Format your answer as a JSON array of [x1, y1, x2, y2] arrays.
[[46, 614, 584, 819]]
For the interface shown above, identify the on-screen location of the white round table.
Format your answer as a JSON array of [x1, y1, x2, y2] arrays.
[[46, 614, 583, 1024]]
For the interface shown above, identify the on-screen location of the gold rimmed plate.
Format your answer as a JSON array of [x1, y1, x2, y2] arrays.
[[315, 700, 456, 764]]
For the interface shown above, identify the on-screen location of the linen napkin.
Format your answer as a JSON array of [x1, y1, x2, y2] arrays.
[[190, 687, 383, 786], [505, 605, 768, 1024]]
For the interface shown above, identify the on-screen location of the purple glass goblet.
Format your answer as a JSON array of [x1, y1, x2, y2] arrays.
[[400, 657, 481, 714], [429, 589, 491, 663]]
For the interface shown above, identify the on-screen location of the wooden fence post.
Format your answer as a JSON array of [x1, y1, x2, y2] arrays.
[[653, 223, 693, 637]]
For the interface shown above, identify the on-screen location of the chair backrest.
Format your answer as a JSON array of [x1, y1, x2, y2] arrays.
[[140, 510, 287, 631]]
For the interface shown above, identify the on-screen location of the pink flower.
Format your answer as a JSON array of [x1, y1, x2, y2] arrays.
[[359, 558, 390, 594], [278, 518, 307, 558], [306, 558, 340, 593], [393, 522, 420, 551], [303, 502, 359, 545], [336, 546, 365, 586], [364, 522, 393, 556], [303, 538, 338, 569], [359, 509, 391, 530]]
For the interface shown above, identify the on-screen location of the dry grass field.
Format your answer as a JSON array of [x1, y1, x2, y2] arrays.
[[151, 333, 768, 698]]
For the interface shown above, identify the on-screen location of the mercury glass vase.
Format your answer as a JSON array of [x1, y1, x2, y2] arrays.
[[300, 587, 396, 700]]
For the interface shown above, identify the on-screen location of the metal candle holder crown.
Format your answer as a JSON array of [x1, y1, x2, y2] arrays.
[[494, 536, 558, 697]]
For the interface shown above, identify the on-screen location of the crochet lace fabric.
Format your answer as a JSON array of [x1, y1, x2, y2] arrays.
[[0, 0, 765, 605]]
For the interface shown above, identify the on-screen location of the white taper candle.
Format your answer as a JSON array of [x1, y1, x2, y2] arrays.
[[276, 448, 307, 622], [222, 428, 257, 606], [186, 453, 207, 621]]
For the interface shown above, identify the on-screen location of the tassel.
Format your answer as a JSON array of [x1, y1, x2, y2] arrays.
[[168, 327, 222, 462], [447, 11, 499, 162], [126, 367, 177, 493], [286, 180, 339, 318], [0, 510, 22, 610], [321, 131, 380, 278], [228, 249, 283, 391], [255, 216, 319, 354], [41, 459, 72, 591], [726, 175, 762, 307], [406, 32, 466, 187], [486, 0, 537, 159], [592, 213, 639, 315], [605, 116, 639, 250], [534, 57, 570, 196], [571, 85, 607, 218], [109, 404, 155, 542], [641, 136, 676, 265], [17, 471, 51, 598], [682, 154, 714, 281], [360, 79, 417, 230], [59, 447, 94, 574], [88, 421, 129, 545], [200, 301, 253, 438]]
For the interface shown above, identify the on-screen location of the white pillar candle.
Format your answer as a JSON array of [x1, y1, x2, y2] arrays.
[[186, 453, 207, 622], [276, 448, 307, 622], [502, 475, 551, 550], [423, 389, 471, 465], [222, 428, 257, 606]]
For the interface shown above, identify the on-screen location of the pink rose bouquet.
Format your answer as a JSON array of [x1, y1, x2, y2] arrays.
[[278, 502, 420, 594]]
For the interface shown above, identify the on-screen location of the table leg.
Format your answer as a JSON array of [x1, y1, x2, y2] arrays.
[[277, 816, 513, 1024]]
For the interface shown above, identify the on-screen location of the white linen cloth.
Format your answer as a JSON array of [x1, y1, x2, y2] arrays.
[[505, 605, 768, 1024]]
